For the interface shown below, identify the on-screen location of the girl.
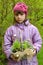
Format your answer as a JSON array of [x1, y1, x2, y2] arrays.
[[3, 2, 42, 65]]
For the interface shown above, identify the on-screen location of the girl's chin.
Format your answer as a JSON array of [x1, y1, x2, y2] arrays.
[[17, 21, 23, 23]]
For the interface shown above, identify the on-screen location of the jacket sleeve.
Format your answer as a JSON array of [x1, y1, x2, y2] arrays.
[[3, 27, 12, 59], [32, 27, 42, 53]]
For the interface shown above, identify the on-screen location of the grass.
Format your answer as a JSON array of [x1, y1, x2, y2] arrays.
[[37, 44, 43, 65]]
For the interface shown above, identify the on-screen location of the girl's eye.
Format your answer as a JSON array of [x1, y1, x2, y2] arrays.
[[15, 13, 23, 16], [14, 12, 24, 16], [20, 13, 24, 15], [15, 13, 18, 16]]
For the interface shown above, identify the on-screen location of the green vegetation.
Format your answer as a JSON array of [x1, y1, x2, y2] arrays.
[[22, 41, 33, 50], [11, 40, 21, 52], [0, 0, 43, 65], [11, 40, 33, 52]]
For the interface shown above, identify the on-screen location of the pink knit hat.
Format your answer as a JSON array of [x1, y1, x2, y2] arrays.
[[13, 2, 28, 14]]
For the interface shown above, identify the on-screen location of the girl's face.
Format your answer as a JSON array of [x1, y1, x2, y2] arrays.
[[14, 11, 26, 23]]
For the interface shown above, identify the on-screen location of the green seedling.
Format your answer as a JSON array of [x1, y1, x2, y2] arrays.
[[22, 41, 33, 50], [11, 40, 21, 52]]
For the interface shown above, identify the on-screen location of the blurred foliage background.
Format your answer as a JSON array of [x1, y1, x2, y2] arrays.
[[0, 0, 43, 65]]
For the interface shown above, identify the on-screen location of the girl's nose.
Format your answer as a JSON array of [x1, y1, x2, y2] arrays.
[[18, 14, 21, 18]]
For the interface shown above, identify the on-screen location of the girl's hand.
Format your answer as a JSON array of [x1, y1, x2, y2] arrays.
[[24, 48, 34, 56], [10, 51, 25, 62], [33, 46, 37, 56], [23, 48, 36, 60], [10, 53, 16, 61]]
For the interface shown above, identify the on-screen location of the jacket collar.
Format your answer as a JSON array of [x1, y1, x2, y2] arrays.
[[15, 19, 30, 30]]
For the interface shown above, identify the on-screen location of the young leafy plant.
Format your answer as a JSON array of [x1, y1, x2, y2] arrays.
[[11, 40, 34, 53], [11, 40, 21, 52], [22, 41, 33, 50]]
